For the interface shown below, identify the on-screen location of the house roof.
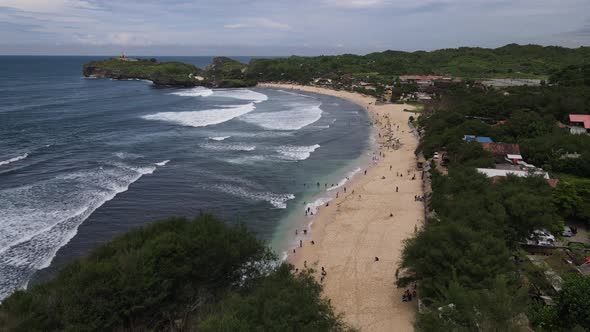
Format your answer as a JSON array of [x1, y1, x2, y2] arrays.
[[481, 142, 521, 156], [569, 114, 590, 129], [477, 168, 550, 179]]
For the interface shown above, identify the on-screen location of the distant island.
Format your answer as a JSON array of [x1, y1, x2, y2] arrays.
[[83, 44, 590, 90]]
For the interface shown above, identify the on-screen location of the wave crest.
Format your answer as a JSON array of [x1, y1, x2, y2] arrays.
[[0, 153, 29, 167], [240, 102, 323, 130], [211, 184, 294, 209], [142, 103, 256, 128], [276, 144, 320, 161], [169, 87, 213, 97]]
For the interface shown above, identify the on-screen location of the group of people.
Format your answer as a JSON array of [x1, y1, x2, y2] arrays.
[[414, 195, 424, 202], [402, 286, 417, 302]]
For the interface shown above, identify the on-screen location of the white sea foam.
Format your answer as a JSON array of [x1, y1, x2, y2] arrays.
[[155, 160, 170, 166], [0, 153, 28, 167], [211, 184, 294, 209], [170, 87, 268, 104], [0, 163, 157, 300], [327, 168, 361, 191], [114, 152, 143, 160], [170, 86, 214, 97], [208, 136, 231, 141], [223, 155, 268, 165], [142, 103, 256, 128], [276, 144, 321, 161], [199, 142, 256, 152], [211, 89, 268, 103], [305, 196, 332, 215], [240, 102, 323, 130]]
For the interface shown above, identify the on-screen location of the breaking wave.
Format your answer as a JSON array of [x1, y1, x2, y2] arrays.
[[211, 184, 295, 209], [0, 153, 29, 167], [208, 136, 231, 141], [210, 89, 268, 104], [142, 103, 256, 128], [240, 102, 323, 130], [155, 160, 170, 166], [0, 162, 159, 300], [169, 87, 268, 104], [199, 142, 256, 152], [169, 87, 213, 97], [276, 144, 321, 161], [327, 168, 361, 191]]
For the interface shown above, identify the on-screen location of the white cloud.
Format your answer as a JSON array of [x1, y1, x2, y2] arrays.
[[224, 18, 291, 30], [321, 0, 390, 8], [0, 0, 98, 13]]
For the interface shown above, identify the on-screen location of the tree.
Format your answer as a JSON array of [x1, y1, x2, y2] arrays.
[[198, 265, 353, 332], [556, 275, 590, 330], [0, 215, 275, 331], [416, 276, 528, 332], [398, 221, 513, 299]]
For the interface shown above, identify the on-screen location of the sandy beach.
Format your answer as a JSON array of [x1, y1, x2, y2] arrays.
[[259, 83, 424, 332]]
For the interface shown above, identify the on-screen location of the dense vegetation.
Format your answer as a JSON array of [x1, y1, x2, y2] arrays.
[[83, 57, 255, 88], [400, 63, 590, 330], [85, 44, 590, 89], [0, 215, 350, 332], [83, 58, 201, 87], [246, 44, 590, 84]]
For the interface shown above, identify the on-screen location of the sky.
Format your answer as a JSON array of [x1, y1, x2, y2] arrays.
[[0, 0, 589, 55]]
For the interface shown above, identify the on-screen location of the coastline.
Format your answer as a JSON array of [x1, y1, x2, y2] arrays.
[[259, 83, 424, 331]]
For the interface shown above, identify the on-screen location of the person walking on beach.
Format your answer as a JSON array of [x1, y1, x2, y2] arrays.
[[299, 240, 302, 248], [396, 186, 399, 192], [364, 169, 367, 175]]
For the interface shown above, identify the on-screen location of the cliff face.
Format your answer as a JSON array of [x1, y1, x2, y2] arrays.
[[82, 57, 256, 88]]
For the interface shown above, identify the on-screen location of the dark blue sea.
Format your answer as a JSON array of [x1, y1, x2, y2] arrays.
[[0, 56, 371, 299]]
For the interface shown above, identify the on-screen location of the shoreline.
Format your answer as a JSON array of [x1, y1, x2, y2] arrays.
[[259, 83, 424, 331]]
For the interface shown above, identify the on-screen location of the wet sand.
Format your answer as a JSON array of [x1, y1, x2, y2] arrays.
[[259, 83, 424, 331]]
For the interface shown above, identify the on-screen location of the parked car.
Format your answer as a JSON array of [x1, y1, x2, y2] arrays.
[[528, 229, 555, 246], [433, 152, 440, 160], [562, 226, 574, 237]]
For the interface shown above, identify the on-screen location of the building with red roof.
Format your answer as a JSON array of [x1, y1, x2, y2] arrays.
[[569, 114, 590, 134]]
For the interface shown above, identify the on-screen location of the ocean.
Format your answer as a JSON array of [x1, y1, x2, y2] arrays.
[[0, 56, 371, 300]]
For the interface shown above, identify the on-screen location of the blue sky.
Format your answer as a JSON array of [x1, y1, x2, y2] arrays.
[[0, 0, 589, 55]]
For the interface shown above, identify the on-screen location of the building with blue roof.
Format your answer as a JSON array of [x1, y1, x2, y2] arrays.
[[463, 135, 493, 143]]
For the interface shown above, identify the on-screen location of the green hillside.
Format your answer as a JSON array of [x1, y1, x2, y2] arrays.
[[246, 44, 590, 83]]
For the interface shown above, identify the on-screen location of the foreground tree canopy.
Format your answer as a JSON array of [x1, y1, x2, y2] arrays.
[[0, 215, 351, 332]]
